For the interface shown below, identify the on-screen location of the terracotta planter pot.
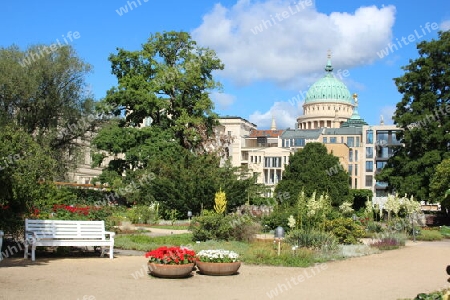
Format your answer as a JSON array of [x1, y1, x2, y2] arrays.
[[196, 261, 241, 276], [147, 262, 195, 278]]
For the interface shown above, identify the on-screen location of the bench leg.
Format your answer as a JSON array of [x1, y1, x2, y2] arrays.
[[24, 242, 28, 259], [31, 244, 36, 261]]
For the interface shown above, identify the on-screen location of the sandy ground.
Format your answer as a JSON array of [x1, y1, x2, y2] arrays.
[[1, 239, 449, 300]]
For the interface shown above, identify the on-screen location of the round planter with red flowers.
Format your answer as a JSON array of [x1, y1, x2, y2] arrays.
[[145, 246, 196, 279], [148, 262, 195, 278]]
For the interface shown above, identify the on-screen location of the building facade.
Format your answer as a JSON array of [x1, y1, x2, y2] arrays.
[[218, 56, 402, 197]]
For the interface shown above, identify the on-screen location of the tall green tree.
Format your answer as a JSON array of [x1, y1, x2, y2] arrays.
[[105, 31, 224, 152], [377, 31, 450, 200], [92, 31, 255, 215], [275, 143, 351, 206], [0, 44, 95, 179]]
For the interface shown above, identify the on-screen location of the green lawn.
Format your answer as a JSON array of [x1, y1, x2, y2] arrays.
[[115, 233, 336, 267]]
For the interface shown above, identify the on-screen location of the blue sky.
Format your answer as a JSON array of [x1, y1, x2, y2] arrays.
[[1, 0, 449, 129]]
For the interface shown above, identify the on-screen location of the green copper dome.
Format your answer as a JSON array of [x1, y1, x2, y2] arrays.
[[305, 58, 353, 104]]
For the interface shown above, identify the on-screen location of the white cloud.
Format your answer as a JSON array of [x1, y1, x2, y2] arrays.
[[210, 91, 236, 110], [192, 0, 396, 88], [379, 106, 396, 124], [249, 101, 302, 129], [440, 20, 450, 31]]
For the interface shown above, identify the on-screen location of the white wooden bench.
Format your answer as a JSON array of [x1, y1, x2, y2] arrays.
[[0, 230, 3, 261], [24, 219, 115, 261]]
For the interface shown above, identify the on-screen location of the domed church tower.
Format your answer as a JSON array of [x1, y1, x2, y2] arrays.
[[297, 53, 354, 129]]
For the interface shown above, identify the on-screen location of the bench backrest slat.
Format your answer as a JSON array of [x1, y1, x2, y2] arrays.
[[25, 219, 106, 240]]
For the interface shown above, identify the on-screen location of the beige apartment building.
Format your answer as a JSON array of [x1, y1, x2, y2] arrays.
[[218, 56, 402, 197]]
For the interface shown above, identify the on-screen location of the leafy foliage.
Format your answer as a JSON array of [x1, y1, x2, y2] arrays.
[[286, 229, 338, 251], [0, 45, 97, 179], [189, 211, 260, 242], [430, 158, 450, 207], [275, 143, 351, 206], [0, 126, 58, 234], [378, 31, 450, 201], [323, 218, 365, 244], [350, 189, 373, 211]]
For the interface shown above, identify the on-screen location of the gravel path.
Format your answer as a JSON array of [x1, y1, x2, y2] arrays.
[[1, 240, 449, 300]]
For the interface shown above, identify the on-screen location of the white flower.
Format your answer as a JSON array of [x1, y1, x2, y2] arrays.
[[197, 249, 239, 262], [287, 215, 296, 229]]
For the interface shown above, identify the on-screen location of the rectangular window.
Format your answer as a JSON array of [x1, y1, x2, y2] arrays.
[[330, 137, 337, 143], [348, 164, 353, 176], [341, 137, 344, 143], [355, 150, 358, 162], [376, 131, 389, 145], [377, 147, 390, 158], [295, 138, 305, 146], [265, 157, 282, 168], [347, 137, 354, 147], [349, 149, 353, 162], [323, 137, 327, 143], [356, 137, 360, 147], [366, 130, 373, 144], [376, 161, 387, 172], [366, 147, 373, 158], [355, 164, 358, 176], [366, 161, 373, 172], [365, 175, 373, 187], [391, 131, 402, 145]]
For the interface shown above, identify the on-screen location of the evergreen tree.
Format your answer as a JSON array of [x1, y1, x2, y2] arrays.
[[377, 31, 450, 200], [275, 143, 351, 206]]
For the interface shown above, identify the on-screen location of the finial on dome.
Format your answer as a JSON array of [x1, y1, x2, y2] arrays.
[[352, 93, 358, 105], [325, 50, 333, 73]]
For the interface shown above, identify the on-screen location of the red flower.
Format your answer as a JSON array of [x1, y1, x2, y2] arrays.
[[145, 246, 196, 265]]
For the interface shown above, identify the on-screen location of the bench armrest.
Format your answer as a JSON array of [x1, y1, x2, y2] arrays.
[[105, 231, 116, 239], [25, 230, 39, 242]]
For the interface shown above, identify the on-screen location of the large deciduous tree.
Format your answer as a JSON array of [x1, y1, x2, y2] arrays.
[[0, 44, 95, 179], [275, 143, 351, 206], [377, 31, 450, 201], [105, 31, 224, 152], [92, 31, 256, 215]]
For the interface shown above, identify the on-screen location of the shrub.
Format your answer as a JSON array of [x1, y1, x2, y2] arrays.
[[440, 226, 450, 238], [415, 229, 443, 241], [261, 206, 296, 231], [366, 221, 384, 233], [370, 232, 407, 250], [126, 205, 159, 224], [190, 211, 260, 242], [286, 229, 338, 251], [323, 218, 365, 244], [229, 214, 261, 242]]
